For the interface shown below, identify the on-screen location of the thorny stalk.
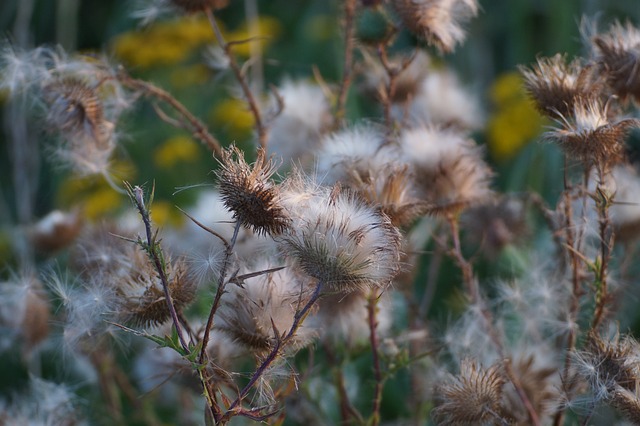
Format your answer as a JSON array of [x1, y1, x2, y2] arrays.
[[591, 178, 614, 331], [127, 183, 189, 352], [117, 71, 223, 158], [376, 40, 413, 141], [552, 188, 584, 426], [334, 0, 358, 126], [205, 8, 268, 148], [446, 213, 541, 426], [368, 290, 383, 426]]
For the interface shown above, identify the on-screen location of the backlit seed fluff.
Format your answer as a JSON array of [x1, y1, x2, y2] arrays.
[[574, 333, 640, 422], [117, 248, 196, 328], [216, 146, 290, 236], [433, 359, 508, 425], [392, 0, 479, 53], [545, 98, 639, 169], [593, 21, 640, 103], [279, 180, 402, 293], [519, 54, 604, 120], [400, 126, 493, 215], [216, 264, 316, 355]]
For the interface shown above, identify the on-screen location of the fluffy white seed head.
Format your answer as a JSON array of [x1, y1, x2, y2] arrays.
[[267, 80, 331, 166], [279, 176, 402, 293]]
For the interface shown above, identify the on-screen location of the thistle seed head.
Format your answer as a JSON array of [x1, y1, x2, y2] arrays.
[[544, 98, 639, 169], [400, 126, 493, 215], [433, 358, 507, 425], [43, 77, 111, 148], [520, 54, 605, 120], [216, 146, 290, 236], [593, 20, 640, 103], [279, 179, 402, 293], [392, 0, 479, 53]]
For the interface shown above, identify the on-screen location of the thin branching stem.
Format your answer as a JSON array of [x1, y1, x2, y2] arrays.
[[334, 0, 358, 126], [205, 7, 268, 148], [199, 220, 242, 365], [127, 183, 189, 352], [446, 213, 541, 426], [591, 179, 614, 330], [368, 290, 383, 426], [221, 281, 324, 421], [117, 71, 223, 158]]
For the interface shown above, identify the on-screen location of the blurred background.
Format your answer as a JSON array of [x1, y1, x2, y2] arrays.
[[1, 0, 638, 229], [1, 1, 640, 424]]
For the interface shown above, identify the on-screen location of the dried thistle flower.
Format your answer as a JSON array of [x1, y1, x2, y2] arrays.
[[392, 0, 479, 53], [216, 263, 316, 356], [399, 126, 493, 215], [0, 45, 130, 175], [134, 0, 228, 24], [503, 353, 558, 424], [316, 126, 425, 225], [0, 274, 50, 354], [574, 332, 640, 422], [433, 358, 508, 425], [593, 20, 640, 103], [279, 176, 402, 293], [216, 146, 290, 236], [117, 247, 196, 328], [68, 226, 196, 330], [519, 54, 604, 120], [544, 98, 639, 169], [43, 77, 114, 149], [27, 209, 83, 254]]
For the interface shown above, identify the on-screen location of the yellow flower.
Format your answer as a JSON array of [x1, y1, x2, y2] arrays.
[[153, 135, 200, 169], [111, 17, 218, 69], [82, 187, 122, 220], [150, 200, 184, 227], [56, 160, 135, 219], [210, 98, 255, 137], [486, 72, 545, 162]]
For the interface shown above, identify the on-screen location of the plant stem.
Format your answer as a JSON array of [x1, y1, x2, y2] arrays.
[[205, 8, 268, 148], [129, 184, 189, 352], [199, 221, 241, 365], [118, 72, 223, 158], [334, 0, 358, 126], [368, 290, 383, 426], [221, 281, 324, 421]]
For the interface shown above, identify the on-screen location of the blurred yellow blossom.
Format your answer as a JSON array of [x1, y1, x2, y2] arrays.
[[210, 98, 255, 137], [111, 17, 219, 69], [150, 200, 184, 227], [487, 72, 545, 162], [57, 161, 135, 219], [82, 187, 122, 220], [153, 135, 200, 169], [226, 17, 282, 57]]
